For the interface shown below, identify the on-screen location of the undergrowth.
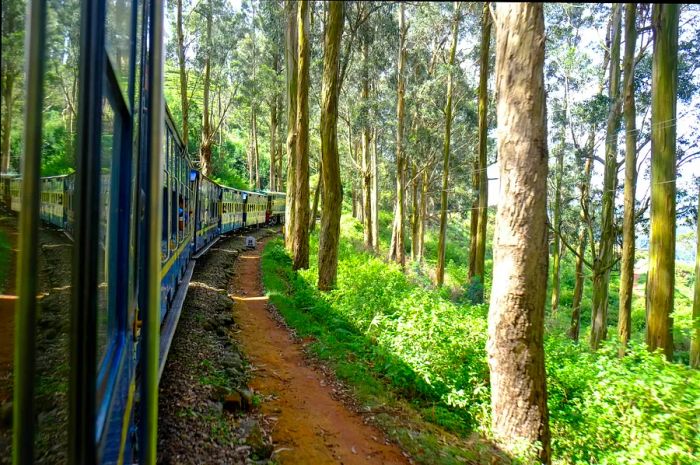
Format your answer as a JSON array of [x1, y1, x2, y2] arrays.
[[262, 216, 699, 464]]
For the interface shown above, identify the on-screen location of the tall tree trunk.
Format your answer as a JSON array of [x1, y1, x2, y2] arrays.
[[200, 0, 213, 176], [253, 105, 260, 189], [551, 71, 573, 315], [436, 2, 460, 286], [248, 115, 254, 185], [292, 0, 311, 270], [270, 94, 278, 190], [310, 159, 321, 232], [392, 3, 407, 267], [176, 0, 189, 151], [411, 162, 420, 261], [371, 127, 379, 251], [318, 1, 344, 290], [354, 138, 364, 222], [569, 227, 587, 341], [570, 155, 592, 341], [468, 161, 479, 278], [472, 2, 491, 299], [284, 0, 298, 250], [417, 166, 428, 261], [646, 4, 678, 360], [691, 186, 700, 368], [277, 140, 284, 191], [489, 5, 551, 462], [591, 4, 622, 350], [1, 74, 14, 174], [361, 35, 373, 250], [619, 2, 638, 351]]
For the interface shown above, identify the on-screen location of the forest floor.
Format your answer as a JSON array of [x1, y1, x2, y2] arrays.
[[0, 211, 73, 465], [158, 227, 278, 464], [0, 209, 18, 405], [231, 234, 410, 465]]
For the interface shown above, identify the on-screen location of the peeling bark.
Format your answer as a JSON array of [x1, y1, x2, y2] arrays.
[[489, 4, 551, 462], [318, 1, 344, 290], [646, 3, 678, 360]]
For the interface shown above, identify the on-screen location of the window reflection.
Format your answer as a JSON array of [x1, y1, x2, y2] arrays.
[[96, 98, 115, 373], [106, 0, 134, 98]]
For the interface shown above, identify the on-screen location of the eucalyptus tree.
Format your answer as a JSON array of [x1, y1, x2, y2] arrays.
[[390, 2, 407, 267], [292, 0, 311, 270], [618, 2, 638, 351], [318, 0, 344, 291], [590, 3, 622, 350], [692, 185, 700, 368], [646, 4, 679, 360], [488, 4, 551, 462], [284, 0, 298, 251], [470, 1, 491, 301], [435, 2, 461, 287], [1, 0, 24, 174]]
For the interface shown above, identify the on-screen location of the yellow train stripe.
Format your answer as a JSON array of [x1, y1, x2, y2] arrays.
[[195, 222, 218, 237], [116, 381, 136, 465], [160, 233, 193, 280]]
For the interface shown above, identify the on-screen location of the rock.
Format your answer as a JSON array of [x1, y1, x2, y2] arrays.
[[1, 401, 12, 428], [221, 353, 243, 371], [224, 367, 242, 380], [218, 314, 234, 327], [240, 419, 273, 459], [45, 328, 57, 340], [207, 401, 223, 414], [211, 385, 229, 402], [222, 392, 243, 413], [237, 388, 254, 410]]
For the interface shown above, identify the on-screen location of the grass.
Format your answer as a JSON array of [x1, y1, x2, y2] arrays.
[[262, 213, 699, 464]]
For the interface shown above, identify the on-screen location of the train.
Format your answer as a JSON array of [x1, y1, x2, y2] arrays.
[[2, 117, 285, 464], [5, 1, 286, 464]]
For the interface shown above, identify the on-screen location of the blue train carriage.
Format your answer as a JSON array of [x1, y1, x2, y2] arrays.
[[265, 191, 286, 225], [243, 190, 267, 227], [9, 177, 21, 212], [0, 173, 14, 207], [159, 108, 197, 370], [39, 175, 67, 228], [221, 185, 245, 234], [194, 173, 222, 255], [64, 173, 75, 237]]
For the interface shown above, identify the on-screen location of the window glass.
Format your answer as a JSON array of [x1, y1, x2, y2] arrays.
[[97, 98, 116, 371], [106, 0, 134, 97]]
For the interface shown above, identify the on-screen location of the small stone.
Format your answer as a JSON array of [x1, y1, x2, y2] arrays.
[[1, 401, 12, 428], [237, 388, 254, 410], [222, 353, 243, 371], [208, 401, 223, 414], [223, 392, 243, 413], [44, 328, 58, 340], [241, 419, 272, 459], [211, 385, 228, 402]]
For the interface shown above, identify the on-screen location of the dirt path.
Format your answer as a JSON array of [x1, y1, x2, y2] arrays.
[[0, 213, 19, 390], [231, 237, 410, 465]]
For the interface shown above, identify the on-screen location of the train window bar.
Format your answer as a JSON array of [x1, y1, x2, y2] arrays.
[[13, 1, 47, 463], [68, 0, 107, 462]]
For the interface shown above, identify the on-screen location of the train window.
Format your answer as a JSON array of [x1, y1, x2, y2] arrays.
[[96, 98, 116, 376], [106, 0, 134, 98], [162, 157, 169, 258]]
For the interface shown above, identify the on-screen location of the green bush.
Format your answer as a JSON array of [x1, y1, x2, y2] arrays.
[[262, 217, 700, 464]]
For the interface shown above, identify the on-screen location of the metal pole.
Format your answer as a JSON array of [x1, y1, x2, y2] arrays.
[[141, 0, 164, 463], [69, 0, 105, 462], [12, 0, 46, 463]]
